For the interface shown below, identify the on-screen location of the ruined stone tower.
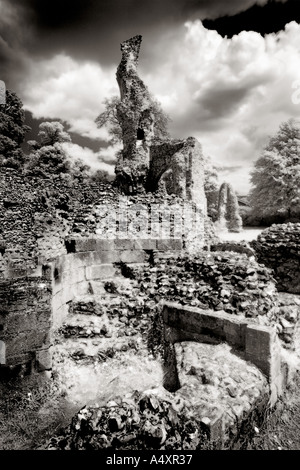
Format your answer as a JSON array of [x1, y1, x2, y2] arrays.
[[115, 35, 155, 193], [114, 35, 206, 212]]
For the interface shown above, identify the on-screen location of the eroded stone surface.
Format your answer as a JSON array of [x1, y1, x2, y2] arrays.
[[252, 223, 300, 293], [114, 35, 206, 207], [175, 341, 268, 433]]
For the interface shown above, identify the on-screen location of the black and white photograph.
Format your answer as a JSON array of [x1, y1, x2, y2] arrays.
[[0, 0, 300, 455]]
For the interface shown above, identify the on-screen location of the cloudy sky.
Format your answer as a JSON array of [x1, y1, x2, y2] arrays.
[[1, 0, 300, 194]]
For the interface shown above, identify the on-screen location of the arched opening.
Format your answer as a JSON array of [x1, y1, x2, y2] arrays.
[[137, 127, 145, 140]]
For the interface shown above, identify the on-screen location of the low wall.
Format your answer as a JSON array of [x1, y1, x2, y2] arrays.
[[0, 276, 52, 372], [162, 302, 284, 406], [0, 237, 182, 373], [52, 238, 182, 328], [252, 223, 300, 293]]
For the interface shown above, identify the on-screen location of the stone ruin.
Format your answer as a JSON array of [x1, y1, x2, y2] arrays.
[[115, 35, 206, 209], [216, 182, 243, 233], [0, 35, 300, 450]]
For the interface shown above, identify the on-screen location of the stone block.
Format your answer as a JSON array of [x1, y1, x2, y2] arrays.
[[99, 250, 121, 264], [165, 325, 221, 345], [51, 289, 64, 314], [245, 324, 280, 379], [120, 250, 148, 264], [74, 238, 97, 252], [69, 252, 91, 269], [163, 303, 226, 339], [114, 239, 135, 250], [72, 281, 90, 296], [156, 239, 173, 251], [52, 304, 68, 328], [26, 330, 49, 350], [172, 239, 183, 250], [133, 239, 157, 250], [36, 348, 52, 372], [223, 318, 247, 348], [201, 412, 224, 447], [61, 266, 86, 286], [85, 264, 117, 281], [94, 239, 115, 251]]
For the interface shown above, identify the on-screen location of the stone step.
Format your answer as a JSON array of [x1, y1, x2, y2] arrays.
[[58, 308, 149, 339], [69, 294, 125, 316], [55, 335, 146, 363], [58, 312, 112, 337]]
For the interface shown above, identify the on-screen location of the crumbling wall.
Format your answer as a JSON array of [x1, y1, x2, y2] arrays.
[[162, 302, 283, 406], [115, 35, 155, 192], [252, 223, 300, 293], [147, 137, 206, 208], [0, 275, 52, 372], [114, 35, 207, 215]]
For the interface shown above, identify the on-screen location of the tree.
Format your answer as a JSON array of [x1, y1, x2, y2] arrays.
[[203, 155, 219, 221], [0, 89, 31, 168], [95, 95, 171, 145], [216, 182, 243, 232], [26, 121, 72, 177], [27, 121, 71, 149], [250, 119, 300, 220]]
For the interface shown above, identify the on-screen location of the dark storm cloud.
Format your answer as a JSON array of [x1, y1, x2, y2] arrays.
[[1, 0, 287, 66], [198, 87, 251, 120], [0, 0, 294, 92], [203, 0, 295, 37], [169, 87, 251, 138]]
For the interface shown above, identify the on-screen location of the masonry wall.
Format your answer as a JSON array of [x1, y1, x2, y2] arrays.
[[162, 302, 284, 406], [0, 163, 209, 372], [0, 167, 208, 280], [0, 276, 52, 371], [252, 223, 300, 293], [52, 237, 182, 328]]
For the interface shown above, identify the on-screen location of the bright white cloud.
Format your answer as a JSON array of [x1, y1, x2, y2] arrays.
[[142, 20, 300, 193], [62, 142, 117, 174], [22, 54, 119, 141], [20, 19, 300, 195]]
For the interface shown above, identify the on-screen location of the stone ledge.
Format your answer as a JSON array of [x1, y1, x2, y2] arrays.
[[162, 301, 284, 406], [66, 237, 183, 253]]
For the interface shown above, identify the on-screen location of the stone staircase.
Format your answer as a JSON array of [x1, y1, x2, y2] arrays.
[[50, 271, 164, 406], [56, 274, 150, 364]]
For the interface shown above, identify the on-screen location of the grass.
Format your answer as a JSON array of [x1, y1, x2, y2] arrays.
[[0, 370, 77, 450], [2, 367, 300, 450], [247, 371, 300, 450]]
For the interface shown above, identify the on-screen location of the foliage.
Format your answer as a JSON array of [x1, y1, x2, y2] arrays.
[[25, 121, 110, 183], [216, 182, 243, 232], [26, 121, 72, 177], [0, 89, 31, 168], [250, 118, 300, 220], [203, 155, 219, 221], [95, 95, 171, 145], [27, 121, 71, 150]]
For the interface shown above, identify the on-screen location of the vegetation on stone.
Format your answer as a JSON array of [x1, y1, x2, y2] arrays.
[[216, 182, 243, 233], [252, 223, 300, 294]]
